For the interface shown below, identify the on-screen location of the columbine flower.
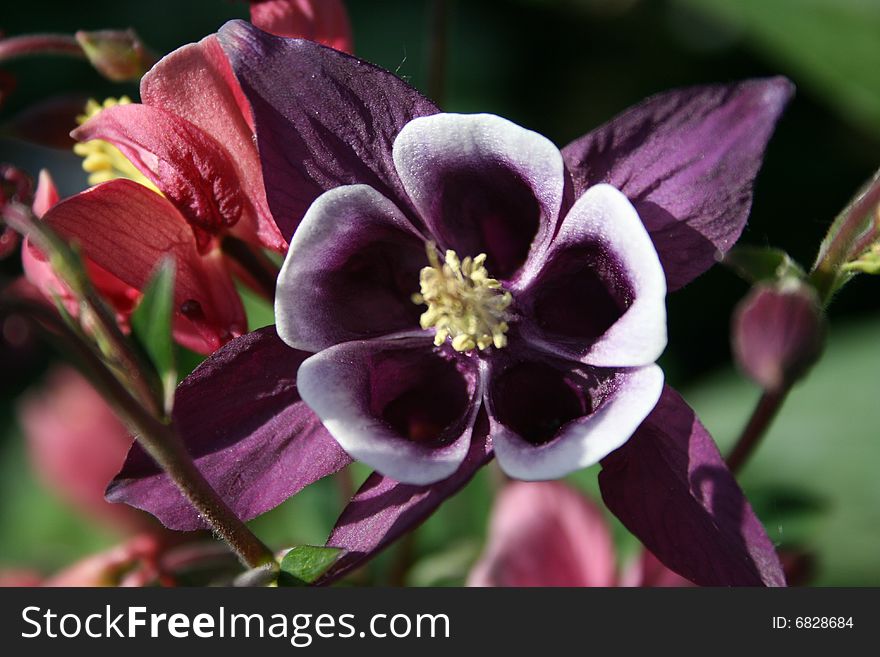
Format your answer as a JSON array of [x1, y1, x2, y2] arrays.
[[110, 21, 792, 586], [274, 112, 668, 486], [468, 481, 691, 587]]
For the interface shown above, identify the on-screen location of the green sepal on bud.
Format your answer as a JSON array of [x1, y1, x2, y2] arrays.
[[723, 245, 806, 284]]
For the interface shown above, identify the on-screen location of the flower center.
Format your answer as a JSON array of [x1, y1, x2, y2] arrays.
[[412, 243, 512, 352], [73, 97, 159, 192]]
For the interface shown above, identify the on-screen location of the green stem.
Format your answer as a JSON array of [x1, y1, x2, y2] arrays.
[[3, 202, 163, 414]]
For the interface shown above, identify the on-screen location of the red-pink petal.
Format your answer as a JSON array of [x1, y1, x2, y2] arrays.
[[21, 238, 141, 329], [73, 103, 250, 245], [32, 169, 59, 218], [140, 35, 285, 252], [41, 179, 246, 353]]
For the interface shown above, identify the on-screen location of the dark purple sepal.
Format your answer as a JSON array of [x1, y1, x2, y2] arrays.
[[217, 19, 439, 241], [316, 421, 493, 585], [106, 326, 351, 531], [599, 386, 786, 587], [563, 77, 793, 290]]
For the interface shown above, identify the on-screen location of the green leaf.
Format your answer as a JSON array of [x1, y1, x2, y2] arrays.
[[677, 0, 880, 138], [723, 245, 805, 284], [237, 283, 275, 332], [130, 258, 176, 411], [278, 545, 346, 586]]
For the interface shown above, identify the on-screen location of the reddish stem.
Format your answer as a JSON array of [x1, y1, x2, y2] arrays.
[[0, 34, 84, 62]]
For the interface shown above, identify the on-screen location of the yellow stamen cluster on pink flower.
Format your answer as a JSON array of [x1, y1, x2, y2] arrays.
[[73, 97, 158, 192], [412, 242, 512, 352]]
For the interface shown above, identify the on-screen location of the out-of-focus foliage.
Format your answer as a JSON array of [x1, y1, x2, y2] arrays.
[[676, 0, 880, 140]]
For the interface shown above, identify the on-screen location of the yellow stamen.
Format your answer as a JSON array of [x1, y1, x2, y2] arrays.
[[74, 96, 159, 192], [412, 243, 512, 353]]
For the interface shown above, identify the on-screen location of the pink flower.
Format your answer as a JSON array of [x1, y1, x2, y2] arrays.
[[0, 535, 166, 588], [25, 3, 351, 352], [29, 29, 285, 353], [43, 535, 165, 587], [468, 481, 691, 587]]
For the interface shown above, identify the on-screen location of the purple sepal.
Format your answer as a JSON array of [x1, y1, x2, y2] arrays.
[[317, 420, 493, 584], [563, 77, 793, 290], [107, 327, 351, 531], [217, 19, 439, 241], [599, 386, 786, 587]]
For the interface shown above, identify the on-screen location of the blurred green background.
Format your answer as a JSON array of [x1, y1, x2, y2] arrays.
[[1, 0, 878, 585]]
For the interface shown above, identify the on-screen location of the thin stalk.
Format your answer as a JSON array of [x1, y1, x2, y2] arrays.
[[1, 298, 276, 570], [726, 388, 789, 474], [2, 202, 162, 414], [0, 34, 84, 63]]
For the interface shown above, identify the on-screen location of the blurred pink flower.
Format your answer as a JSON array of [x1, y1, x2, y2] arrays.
[[1, 535, 166, 587], [17, 366, 151, 531], [44, 534, 165, 587], [468, 481, 692, 587], [0, 570, 43, 587]]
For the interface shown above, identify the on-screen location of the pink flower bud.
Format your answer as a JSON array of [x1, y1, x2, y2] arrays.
[[74, 29, 156, 82], [732, 282, 826, 391]]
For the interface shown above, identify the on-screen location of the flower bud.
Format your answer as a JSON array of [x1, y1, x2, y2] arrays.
[[0, 164, 33, 258], [732, 281, 825, 391], [75, 29, 155, 82]]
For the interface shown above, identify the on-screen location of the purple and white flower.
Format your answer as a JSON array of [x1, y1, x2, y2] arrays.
[[276, 113, 667, 485], [110, 20, 793, 586]]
